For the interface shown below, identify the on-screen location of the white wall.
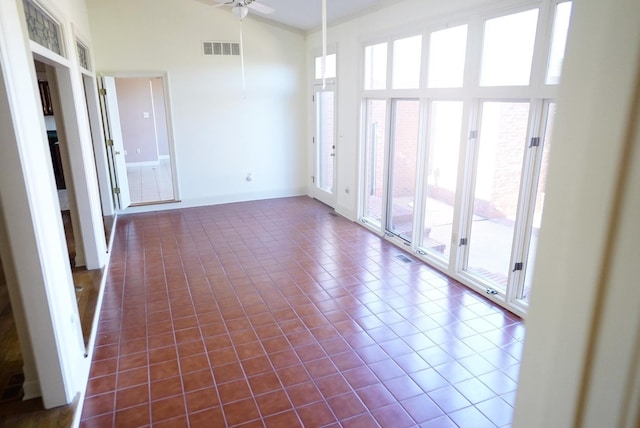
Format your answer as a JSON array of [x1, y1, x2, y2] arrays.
[[86, 0, 307, 209]]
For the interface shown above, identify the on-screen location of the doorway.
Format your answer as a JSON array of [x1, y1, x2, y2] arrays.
[[99, 75, 178, 209], [312, 84, 337, 207], [34, 59, 82, 268]]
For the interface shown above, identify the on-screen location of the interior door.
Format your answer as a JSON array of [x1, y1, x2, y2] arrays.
[[313, 85, 336, 207], [98, 76, 131, 210]]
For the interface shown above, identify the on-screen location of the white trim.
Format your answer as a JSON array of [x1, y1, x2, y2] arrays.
[[126, 160, 160, 167]]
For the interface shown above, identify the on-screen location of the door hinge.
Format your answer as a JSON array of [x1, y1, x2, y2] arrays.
[[312, 137, 315, 144], [459, 237, 468, 246], [312, 95, 315, 102], [529, 137, 540, 147], [106, 139, 114, 147], [99, 88, 107, 96], [114, 187, 121, 194], [311, 176, 315, 184], [513, 262, 524, 272], [469, 130, 478, 139]]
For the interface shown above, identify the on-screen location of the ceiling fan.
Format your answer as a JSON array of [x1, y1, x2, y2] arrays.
[[211, 0, 275, 20]]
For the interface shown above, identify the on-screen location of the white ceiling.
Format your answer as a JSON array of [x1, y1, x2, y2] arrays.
[[239, 0, 400, 31]]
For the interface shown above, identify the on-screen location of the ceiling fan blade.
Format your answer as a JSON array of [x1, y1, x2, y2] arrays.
[[212, 0, 235, 6], [195, 0, 234, 7], [247, 2, 274, 14]]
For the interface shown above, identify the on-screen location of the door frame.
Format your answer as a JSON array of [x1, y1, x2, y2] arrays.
[[98, 72, 180, 210]]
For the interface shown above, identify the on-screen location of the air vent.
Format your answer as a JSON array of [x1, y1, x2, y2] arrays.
[[202, 41, 240, 56], [396, 254, 413, 264]]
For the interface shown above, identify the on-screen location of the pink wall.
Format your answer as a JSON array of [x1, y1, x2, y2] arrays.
[[115, 78, 158, 164], [151, 78, 170, 158]]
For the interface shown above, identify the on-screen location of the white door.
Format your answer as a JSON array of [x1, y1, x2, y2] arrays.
[[98, 76, 130, 210], [313, 86, 337, 207]]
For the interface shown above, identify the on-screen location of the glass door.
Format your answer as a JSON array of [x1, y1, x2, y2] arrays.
[[362, 99, 387, 227], [418, 101, 464, 260], [519, 102, 556, 303], [313, 86, 336, 207], [463, 101, 530, 293], [386, 99, 420, 242]]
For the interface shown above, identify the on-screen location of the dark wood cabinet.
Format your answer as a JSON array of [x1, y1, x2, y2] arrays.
[[38, 80, 53, 115], [47, 131, 65, 189]]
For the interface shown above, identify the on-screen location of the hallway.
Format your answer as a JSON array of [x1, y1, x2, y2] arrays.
[[81, 196, 523, 427]]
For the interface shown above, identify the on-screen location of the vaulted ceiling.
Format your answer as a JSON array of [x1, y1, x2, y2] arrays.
[[214, 0, 400, 31]]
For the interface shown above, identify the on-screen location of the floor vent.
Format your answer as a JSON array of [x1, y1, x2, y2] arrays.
[[396, 254, 413, 263], [202, 41, 240, 56]]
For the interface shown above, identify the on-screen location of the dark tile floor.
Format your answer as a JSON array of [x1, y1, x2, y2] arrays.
[[80, 196, 524, 427]]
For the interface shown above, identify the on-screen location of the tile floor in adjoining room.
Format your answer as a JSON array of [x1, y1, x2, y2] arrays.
[[80, 196, 524, 428], [126, 159, 174, 205]]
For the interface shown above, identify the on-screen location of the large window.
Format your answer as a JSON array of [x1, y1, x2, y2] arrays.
[[314, 54, 337, 80], [364, 43, 387, 90], [363, 100, 387, 225], [392, 36, 422, 89], [420, 101, 463, 260], [480, 9, 539, 86], [360, 1, 573, 315], [427, 25, 468, 88], [465, 102, 530, 291]]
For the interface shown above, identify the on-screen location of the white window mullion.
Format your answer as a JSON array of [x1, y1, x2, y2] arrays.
[[504, 97, 545, 307], [529, 0, 556, 92], [411, 98, 430, 250], [451, 99, 481, 276]]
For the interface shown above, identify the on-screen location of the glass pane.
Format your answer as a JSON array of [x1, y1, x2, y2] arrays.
[[363, 100, 387, 225], [317, 90, 335, 193], [546, 2, 573, 84], [480, 9, 539, 86], [427, 25, 468, 88], [23, 0, 63, 56], [364, 43, 388, 90], [388, 99, 420, 241], [466, 102, 530, 291], [77, 40, 90, 70], [392, 35, 422, 89], [521, 103, 556, 302], [421, 101, 463, 260], [315, 53, 337, 80]]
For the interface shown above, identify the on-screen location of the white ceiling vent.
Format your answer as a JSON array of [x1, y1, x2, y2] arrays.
[[202, 41, 240, 56]]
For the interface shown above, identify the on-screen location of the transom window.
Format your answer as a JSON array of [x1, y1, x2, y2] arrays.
[[314, 53, 337, 80], [22, 0, 64, 56]]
